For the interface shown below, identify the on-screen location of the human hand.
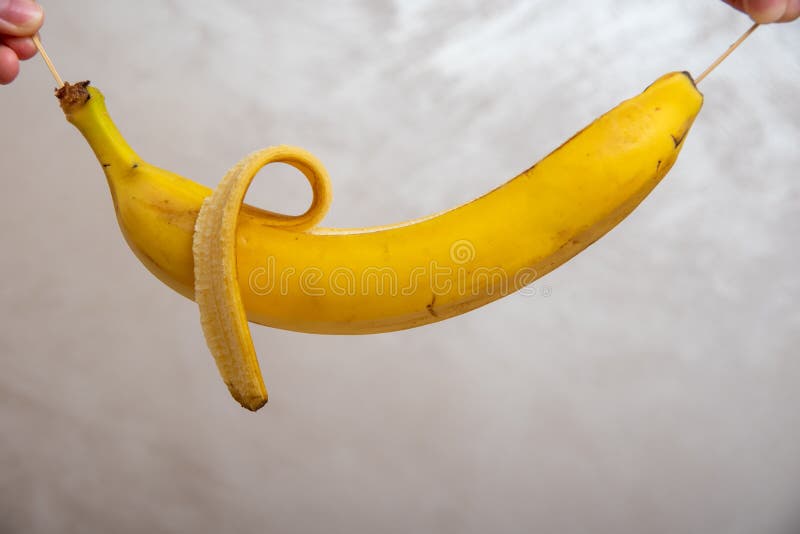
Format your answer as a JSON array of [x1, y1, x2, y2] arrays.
[[0, 0, 44, 85], [723, 0, 800, 22]]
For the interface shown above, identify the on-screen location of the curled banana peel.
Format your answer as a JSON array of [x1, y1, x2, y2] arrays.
[[57, 72, 703, 410], [193, 148, 332, 409]]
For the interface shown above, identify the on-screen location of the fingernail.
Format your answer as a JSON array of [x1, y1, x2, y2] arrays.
[[743, 0, 787, 22], [0, 0, 44, 27]]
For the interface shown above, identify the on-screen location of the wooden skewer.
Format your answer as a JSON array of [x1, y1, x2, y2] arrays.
[[28, 18, 758, 91], [32, 33, 65, 89], [695, 23, 760, 85]]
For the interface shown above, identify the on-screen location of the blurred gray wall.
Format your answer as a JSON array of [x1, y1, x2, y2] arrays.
[[1, 1, 798, 533]]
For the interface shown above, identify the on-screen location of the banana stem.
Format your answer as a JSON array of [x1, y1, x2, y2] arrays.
[[695, 23, 759, 85], [32, 33, 65, 89]]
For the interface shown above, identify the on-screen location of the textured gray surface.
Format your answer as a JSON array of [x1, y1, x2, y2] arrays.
[[1, 1, 799, 533]]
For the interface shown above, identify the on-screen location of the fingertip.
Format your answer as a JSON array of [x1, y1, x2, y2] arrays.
[[0, 44, 20, 84], [743, 0, 788, 22], [32, 2, 44, 33], [779, 0, 800, 20], [0, 0, 44, 37]]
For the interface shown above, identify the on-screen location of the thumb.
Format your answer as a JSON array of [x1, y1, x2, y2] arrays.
[[0, 0, 44, 37]]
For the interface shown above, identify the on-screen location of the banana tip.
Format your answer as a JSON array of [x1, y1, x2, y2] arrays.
[[55, 80, 91, 114], [239, 394, 268, 412]]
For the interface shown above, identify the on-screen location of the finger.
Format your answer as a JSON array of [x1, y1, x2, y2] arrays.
[[0, 43, 20, 84], [779, 0, 800, 20], [1, 35, 36, 59], [0, 0, 44, 37], [742, 0, 788, 22], [723, 0, 748, 13]]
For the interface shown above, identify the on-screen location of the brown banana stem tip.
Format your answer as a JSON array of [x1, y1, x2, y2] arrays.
[[55, 81, 92, 114]]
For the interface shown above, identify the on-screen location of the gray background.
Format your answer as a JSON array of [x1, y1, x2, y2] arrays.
[[2, 1, 799, 533]]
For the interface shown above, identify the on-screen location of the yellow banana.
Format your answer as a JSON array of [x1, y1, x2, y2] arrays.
[[58, 72, 702, 409], [57, 72, 702, 333]]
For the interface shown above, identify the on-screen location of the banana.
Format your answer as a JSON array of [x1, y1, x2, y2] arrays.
[[58, 72, 702, 335], [57, 72, 702, 409]]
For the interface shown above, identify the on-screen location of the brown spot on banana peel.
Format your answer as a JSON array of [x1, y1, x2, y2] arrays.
[[671, 131, 688, 148], [427, 294, 439, 318]]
